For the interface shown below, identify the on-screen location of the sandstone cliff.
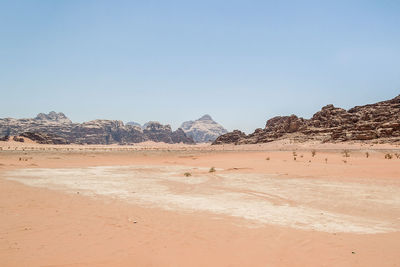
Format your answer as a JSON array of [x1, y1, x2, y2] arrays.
[[213, 95, 400, 145], [0, 112, 194, 145]]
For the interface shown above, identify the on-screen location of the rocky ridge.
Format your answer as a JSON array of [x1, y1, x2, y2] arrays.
[[0, 112, 194, 145], [213, 95, 400, 145], [180, 115, 228, 143]]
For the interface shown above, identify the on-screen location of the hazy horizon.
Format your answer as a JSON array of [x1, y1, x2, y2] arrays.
[[1, 1, 399, 133]]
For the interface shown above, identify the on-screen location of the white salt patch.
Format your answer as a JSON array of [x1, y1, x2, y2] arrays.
[[5, 165, 400, 234]]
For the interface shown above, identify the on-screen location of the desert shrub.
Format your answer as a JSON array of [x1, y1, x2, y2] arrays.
[[325, 158, 328, 163], [184, 172, 192, 177], [394, 153, 400, 159], [365, 152, 369, 158], [311, 150, 316, 157], [342, 149, 350, 158], [292, 151, 297, 157], [266, 157, 270, 161], [385, 153, 393, 159], [209, 167, 216, 173]]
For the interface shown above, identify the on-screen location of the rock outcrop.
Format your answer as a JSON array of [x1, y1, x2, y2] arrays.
[[20, 132, 69, 144], [180, 115, 228, 143], [143, 121, 195, 144], [0, 112, 194, 145], [213, 95, 400, 145]]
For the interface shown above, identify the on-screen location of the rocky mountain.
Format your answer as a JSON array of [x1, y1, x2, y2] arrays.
[[180, 115, 228, 143], [142, 121, 194, 144], [0, 112, 194, 145], [35, 111, 72, 124], [213, 95, 400, 145]]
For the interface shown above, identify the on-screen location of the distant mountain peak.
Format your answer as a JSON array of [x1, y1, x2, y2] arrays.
[[35, 111, 72, 124], [126, 121, 142, 128], [180, 115, 227, 143], [199, 114, 212, 121]]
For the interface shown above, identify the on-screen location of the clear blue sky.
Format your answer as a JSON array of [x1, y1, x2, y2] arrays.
[[1, 0, 399, 133]]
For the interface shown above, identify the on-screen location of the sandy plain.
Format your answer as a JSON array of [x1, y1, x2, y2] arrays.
[[0, 139, 400, 266]]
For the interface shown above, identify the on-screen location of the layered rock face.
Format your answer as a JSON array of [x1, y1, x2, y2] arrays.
[[143, 122, 194, 144], [0, 112, 194, 145], [180, 115, 228, 143], [213, 95, 400, 145]]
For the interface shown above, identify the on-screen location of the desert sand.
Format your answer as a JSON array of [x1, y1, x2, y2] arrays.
[[1, 139, 400, 266]]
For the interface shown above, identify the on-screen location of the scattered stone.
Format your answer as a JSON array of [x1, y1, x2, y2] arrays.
[[0, 135, 10, 141]]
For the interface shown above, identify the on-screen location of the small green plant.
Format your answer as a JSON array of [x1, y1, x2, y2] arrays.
[[184, 172, 192, 177], [385, 153, 393, 159], [342, 149, 350, 158], [209, 167, 216, 173], [365, 152, 369, 158], [311, 149, 316, 157]]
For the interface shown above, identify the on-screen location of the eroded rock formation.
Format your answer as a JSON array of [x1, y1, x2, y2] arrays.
[[0, 112, 194, 145], [213, 95, 400, 145]]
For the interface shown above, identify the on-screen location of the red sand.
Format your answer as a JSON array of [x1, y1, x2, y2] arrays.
[[1, 141, 400, 266]]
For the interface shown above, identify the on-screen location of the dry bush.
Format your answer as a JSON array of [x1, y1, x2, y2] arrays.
[[209, 167, 216, 173], [342, 149, 350, 158], [184, 172, 192, 177], [365, 152, 369, 158], [266, 157, 270, 161], [311, 150, 316, 157], [385, 153, 393, 159]]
